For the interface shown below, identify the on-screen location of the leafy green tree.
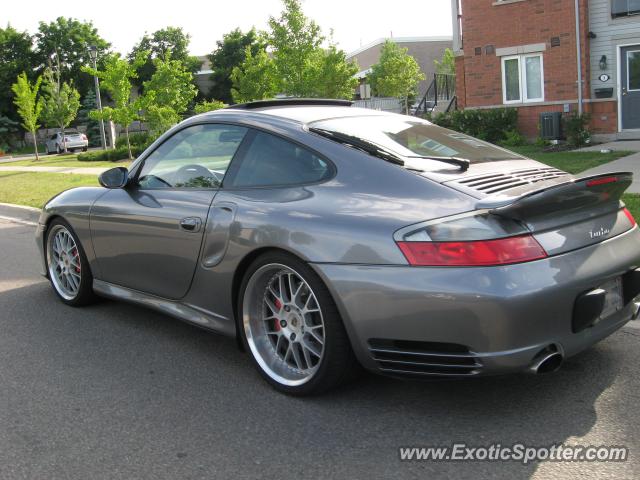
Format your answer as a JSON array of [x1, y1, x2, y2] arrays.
[[0, 25, 35, 122], [434, 48, 456, 75], [76, 89, 101, 147], [41, 68, 81, 152], [207, 28, 264, 103], [11, 73, 44, 160], [369, 40, 425, 114], [142, 54, 198, 137], [268, 0, 323, 96], [0, 115, 20, 152], [34, 17, 110, 98], [194, 100, 226, 114], [129, 27, 202, 88], [232, 0, 357, 101], [231, 47, 278, 103], [311, 43, 358, 99], [82, 53, 145, 159]]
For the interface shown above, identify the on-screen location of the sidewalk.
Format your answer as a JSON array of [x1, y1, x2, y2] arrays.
[[0, 165, 108, 175], [578, 141, 640, 193]]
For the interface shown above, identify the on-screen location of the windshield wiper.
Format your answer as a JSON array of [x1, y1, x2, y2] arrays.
[[310, 127, 469, 171], [309, 127, 405, 166], [406, 155, 470, 172]]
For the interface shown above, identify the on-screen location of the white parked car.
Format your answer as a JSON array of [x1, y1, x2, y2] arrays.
[[46, 131, 88, 154]]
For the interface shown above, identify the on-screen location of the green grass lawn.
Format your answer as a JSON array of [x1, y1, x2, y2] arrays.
[[0, 171, 99, 208], [509, 145, 633, 174], [8, 154, 131, 169]]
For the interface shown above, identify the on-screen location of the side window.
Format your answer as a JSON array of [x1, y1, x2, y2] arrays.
[[137, 124, 247, 189], [230, 131, 331, 187]]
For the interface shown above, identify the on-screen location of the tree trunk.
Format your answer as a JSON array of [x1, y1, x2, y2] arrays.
[[125, 126, 132, 160], [32, 130, 40, 161], [405, 95, 410, 115]]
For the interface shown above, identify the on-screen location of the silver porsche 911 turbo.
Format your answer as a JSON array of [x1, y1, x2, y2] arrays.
[[36, 99, 640, 395]]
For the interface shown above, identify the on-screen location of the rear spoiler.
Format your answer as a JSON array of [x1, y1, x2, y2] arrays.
[[476, 172, 633, 219]]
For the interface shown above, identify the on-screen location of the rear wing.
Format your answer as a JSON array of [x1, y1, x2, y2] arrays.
[[476, 172, 633, 220]]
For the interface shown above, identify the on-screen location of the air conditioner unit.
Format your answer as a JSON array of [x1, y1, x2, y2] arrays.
[[539, 112, 563, 140]]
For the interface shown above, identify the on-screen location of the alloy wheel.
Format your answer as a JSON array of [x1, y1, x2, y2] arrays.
[[47, 225, 82, 300], [243, 263, 326, 386]]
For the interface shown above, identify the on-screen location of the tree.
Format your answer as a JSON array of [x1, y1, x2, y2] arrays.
[[369, 40, 425, 114], [41, 67, 81, 153], [194, 100, 226, 114], [34, 17, 110, 98], [207, 28, 264, 103], [142, 54, 198, 137], [76, 89, 101, 147], [129, 27, 202, 88], [268, 0, 323, 97], [232, 0, 358, 101], [231, 47, 278, 103], [0, 25, 35, 122], [434, 48, 456, 75], [11, 73, 44, 161], [82, 53, 144, 159], [311, 43, 358, 99]]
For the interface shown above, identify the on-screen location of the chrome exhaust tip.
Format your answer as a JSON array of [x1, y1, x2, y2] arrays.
[[529, 349, 564, 374]]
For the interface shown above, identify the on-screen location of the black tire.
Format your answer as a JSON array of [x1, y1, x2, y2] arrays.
[[82, 147, 88, 152], [56, 145, 61, 154], [45, 218, 97, 307], [238, 251, 359, 395]]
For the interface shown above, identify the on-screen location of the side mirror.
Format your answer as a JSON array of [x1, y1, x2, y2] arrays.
[[98, 167, 129, 189]]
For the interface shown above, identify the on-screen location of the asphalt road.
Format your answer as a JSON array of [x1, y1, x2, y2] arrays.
[[1, 214, 640, 479]]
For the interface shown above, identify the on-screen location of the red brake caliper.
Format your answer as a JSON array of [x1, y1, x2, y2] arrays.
[[273, 298, 282, 331], [72, 248, 80, 273]]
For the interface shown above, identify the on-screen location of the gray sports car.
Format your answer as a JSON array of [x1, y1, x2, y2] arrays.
[[35, 99, 640, 395]]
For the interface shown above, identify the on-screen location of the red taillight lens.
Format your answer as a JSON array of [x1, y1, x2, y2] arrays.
[[623, 207, 636, 227], [397, 235, 548, 267], [587, 176, 617, 187], [82, 134, 87, 140]]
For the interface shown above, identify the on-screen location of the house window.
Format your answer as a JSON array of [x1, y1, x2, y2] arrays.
[[501, 54, 544, 104], [612, 0, 640, 17]]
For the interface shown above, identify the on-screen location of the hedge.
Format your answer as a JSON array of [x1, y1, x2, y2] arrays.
[[77, 145, 145, 162], [429, 107, 518, 144]]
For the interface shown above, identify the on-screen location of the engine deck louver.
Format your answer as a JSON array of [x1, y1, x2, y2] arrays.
[[450, 167, 568, 196]]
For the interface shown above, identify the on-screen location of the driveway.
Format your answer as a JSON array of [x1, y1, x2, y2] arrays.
[[1, 205, 639, 479]]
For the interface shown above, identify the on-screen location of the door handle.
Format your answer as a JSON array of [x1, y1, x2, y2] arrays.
[[179, 217, 202, 232]]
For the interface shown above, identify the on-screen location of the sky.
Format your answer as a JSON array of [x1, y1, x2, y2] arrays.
[[4, 0, 453, 56]]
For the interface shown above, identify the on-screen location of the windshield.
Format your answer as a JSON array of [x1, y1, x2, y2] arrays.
[[309, 115, 524, 165]]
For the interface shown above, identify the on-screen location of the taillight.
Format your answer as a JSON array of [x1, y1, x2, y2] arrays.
[[623, 207, 636, 227], [587, 176, 618, 187], [397, 235, 548, 267], [81, 134, 87, 140]]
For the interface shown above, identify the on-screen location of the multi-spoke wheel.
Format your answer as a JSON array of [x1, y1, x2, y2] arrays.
[[46, 219, 96, 306], [239, 252, 358, 395]]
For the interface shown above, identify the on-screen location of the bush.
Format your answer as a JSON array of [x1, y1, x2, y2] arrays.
[[115, 132, 152, 149], [499, 129, 526, 147], [430, 108, 518, 144], [564, 113, 591, 147], [77, 145, 145, 162]]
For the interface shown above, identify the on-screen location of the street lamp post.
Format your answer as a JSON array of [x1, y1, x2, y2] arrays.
[[88, 45, 107, 150]]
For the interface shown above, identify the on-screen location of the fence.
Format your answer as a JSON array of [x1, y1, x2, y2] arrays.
[[353, 97, 402, 113]]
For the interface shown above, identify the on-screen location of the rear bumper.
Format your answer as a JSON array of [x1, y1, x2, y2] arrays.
[[311, 227, 640, 377]]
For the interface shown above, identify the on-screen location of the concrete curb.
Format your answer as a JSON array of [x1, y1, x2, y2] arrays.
[[0, 203, 41, 226]]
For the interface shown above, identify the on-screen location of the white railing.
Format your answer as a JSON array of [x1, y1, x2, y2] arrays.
[[353, 97, 402, 113]]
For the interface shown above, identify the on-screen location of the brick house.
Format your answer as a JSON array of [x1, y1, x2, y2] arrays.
[[451, 0, 640, 141]]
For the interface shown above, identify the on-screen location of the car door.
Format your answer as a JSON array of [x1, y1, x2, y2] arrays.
[[90, 123, 248, 299]]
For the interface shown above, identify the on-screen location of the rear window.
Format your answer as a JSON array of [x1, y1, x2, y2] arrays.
[[309, 116, 523, 164]]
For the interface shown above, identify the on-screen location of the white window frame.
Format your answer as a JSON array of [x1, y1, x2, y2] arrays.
[[501, 53, 545, 104]]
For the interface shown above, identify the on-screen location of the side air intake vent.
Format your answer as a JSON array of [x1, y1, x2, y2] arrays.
[[368, 339, 482, 377]]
